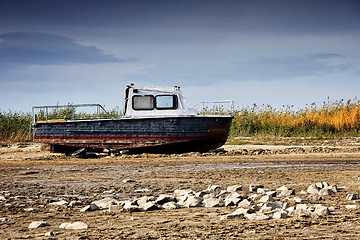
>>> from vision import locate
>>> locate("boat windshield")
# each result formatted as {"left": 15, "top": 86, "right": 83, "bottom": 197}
{"left": 132, "top": 95, "right": 178, "bottom": 110}
{"left": 156, "top": 95, "right": 178, "bottom": 109}
{"left": 133, "top": 95, "right": 154, "bottom": 110}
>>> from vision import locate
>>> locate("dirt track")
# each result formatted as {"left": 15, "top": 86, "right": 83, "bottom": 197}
{"left": 1, "top": 142, "right": 360, "bottom": 239}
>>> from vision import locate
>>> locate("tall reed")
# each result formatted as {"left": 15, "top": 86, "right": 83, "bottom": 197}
{"left": 1, "top": 98, "right": 359, "bottom": 143}
{"left": 0, "top": 111, "right": 32, "bottom": 143}
{"left": 230, "top": 98, "right": 360, "bottom": 137}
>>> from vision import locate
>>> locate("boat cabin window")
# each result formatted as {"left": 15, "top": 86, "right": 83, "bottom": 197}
{"left": 132, "top": 95, "right": 154, "bottom": 110}
{"left": 156, "top": 95, "right": 178, "bottom": 110}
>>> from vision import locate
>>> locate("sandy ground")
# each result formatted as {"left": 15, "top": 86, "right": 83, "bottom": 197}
{"left": 1, "top": 141, "right": 360, "bottom": 239}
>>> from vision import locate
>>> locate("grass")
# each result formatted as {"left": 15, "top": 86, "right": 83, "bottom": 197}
{"left": 1, "top": 98, "right": 359, "bottom": 144}
{"left": 0, "top": 111, "right": 32, "bottom": 144}
{"left": 229, "top": 98, "right": 360, "bottom": 138}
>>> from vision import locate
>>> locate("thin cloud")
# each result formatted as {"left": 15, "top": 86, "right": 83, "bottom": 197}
{"left": 230, "top": 54, "right": 351, "bottom": 80}
{"left": 310, "top": 54, "right": 344, "bottom": 59}
{"left": 0, "top": 32, "right": 128, "bottom": 68}
{"left": 133, "top": 53, "right": 353, "bottom": 86}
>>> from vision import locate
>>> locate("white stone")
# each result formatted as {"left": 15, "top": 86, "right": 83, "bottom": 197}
{"left": 92, "top": 197, "right": 118, "bottom": 209}
{"left": 238, "top": 199, "right": 252, "bottom": 208}
{"left": 44, "top": 231, "right": 54, "bottom": 237}
{"left": 234, "top": 208, "right": 253, "bottom": 215}
{"left": 248, "top": 194, "right": 260, "bottom": 202}
{"left": 139, "top": 201, "right": 158, "bottom": 211}
{"left": 176, "top": 196, "right": 188, "bottom": 206}
{"left": 122, "top": 201, "right": 139, "bottom": 211}
{"left": 28, "top": 221, "right": 50, "bottom": 229}
{"left": 314, "top": 204, "right": 329, "bottom": 216}
{"left": 69, "top": 200, "right": 82, "bottom": 207}
{"left": 59, "top": 223, "right": 71, "bottom": 229}
{"left": 162, "top": 202, "right": 180, "bottom": 209}
{"left": 216, "top": 190, "right": 230, "bottom": 199}
{"left": 258, "top": 195, "right": 274, "bottom": 203}
{"left": 80, "top": 203, "right": 99, "bottom": 212}
{"left": 244, "top": 213, "right": 270, "bottom": 220}
{"left": 299, "top": 190, "right": 307, "bottom": 195}
{"left": 49, "top": 200, "right": 68, "bottom": 206}
{"left": 122, "top": 179, "right": 136, "bottom": 183}
{"left": 279, "top": 189, "right": 294, "bottom": 197}
{"left": 315, "top": 182, "right": 325, "bottom": 189}
{"left": 329, "top": 185, "right": 338, "bottom": 193}
{"left": 346, "top": 205, "right": 359, "bottom": 210}
{"left": 224, "top": 192, "right": 242, "bottom": 206}
{"left": 184, "top": 196, "right": 202, "bottom": 208}
{"left": 294, "top": 197, "right": 309, "bottom": 203}
{"left": 286, "top": 206, "right": 295, "bottom": 213}
{"left": 23, "top": 208, "right": 36, "bottom": 212}
{"left": 282, "top": 202, "right": 290, "bottom": 209}
{"left": 319, "top": 188, "right": 334, "bottom": 196}
{"left": 260, "top": 206, "right": 273, "bottom": 213}
{"left": 220, "top": 213, "right": 244, "bottom": 220}
{"left": 174, "top": 189, "right": 194, "bottom": 197}
{"left": 265, "top": 191, "right": 277, "bottom": 197}
{"left": 296, "top": 204, "right": 308, "bottom": 210}
{"left": 248, "top": 205, "right": 260, "bottom": 213}
{"left": 328, "top": 206, "right": 336, "bottom": 212}
{"left": 220, "top": 209, "right": 246, "bottom": 220}
{"left": 273, "top": 209, "right": 288, "bottom": 219}
{"left": 207, "top": 184, "right": 222, "bottom": 193}
{"left": 134, "top": 189, "right": 150, "bottom": 193}
{"left": 307, "top": 184, "right": 320, "bottom": 195}
{"left": 257, "top": 188, "right": 271, "bottom": 194}
{"left": 276, "top": 185, "right": 290, "bottom": 191}
{"left": 308, "top": 194, "right": 322, "bottom": 202}
{"left": 202, "top": 192, "right": 216, "bottom": 199}
{"left": 60, "top": 222, "right": 88, "bottom": 230}
{"left": 203, "top": 197, "right": 221, "bottom": 207}
{"left": 227, "top": 185, "right": 242, "bottom": 192}
{"left": 346, "top": 193, "right": 359, "bottom": 200}
{"left": 137, "top": 196, "right": 155, "bottom": 206}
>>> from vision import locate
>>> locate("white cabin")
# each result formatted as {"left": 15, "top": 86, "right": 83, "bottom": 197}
{"left": 124, "top": 84, "right": 197, "bottom": 118}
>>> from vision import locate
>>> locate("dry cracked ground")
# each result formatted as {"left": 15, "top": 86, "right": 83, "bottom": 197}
{"left": 2, "top": 138, "right": 360, "bottom": 239}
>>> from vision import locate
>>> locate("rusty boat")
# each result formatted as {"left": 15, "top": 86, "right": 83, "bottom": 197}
{"left": 32, "top": 84, "right": 234, "bottom": 155}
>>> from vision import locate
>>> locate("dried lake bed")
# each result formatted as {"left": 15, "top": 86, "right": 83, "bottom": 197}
{"left": 1, "top": 142, "right": 360, "bottom": 239}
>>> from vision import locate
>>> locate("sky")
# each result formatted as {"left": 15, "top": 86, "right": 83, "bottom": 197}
{"left": 1, "top": 0, "right": 360, "bottom": 112}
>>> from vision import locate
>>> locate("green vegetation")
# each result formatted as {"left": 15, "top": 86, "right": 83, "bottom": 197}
{"left": 1, "top": 99, "right": 359, "bottom": 144}
{"left": 0, "top": 111, "right": 32, "bottom": 143}
{"left": 230, "top": 99, "right": 360, "bottom": 138}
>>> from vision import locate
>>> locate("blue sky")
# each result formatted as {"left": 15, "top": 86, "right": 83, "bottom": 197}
{"left": 1, "top": 0, "right": 360, "bottom": 112}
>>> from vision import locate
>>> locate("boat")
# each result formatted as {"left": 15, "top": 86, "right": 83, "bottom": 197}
{"left": 32, "top": 84, "right": 234, "bottom": 155}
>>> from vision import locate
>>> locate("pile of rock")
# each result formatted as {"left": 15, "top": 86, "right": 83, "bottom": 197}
{"left": 72, "top": 182, "right": 339, "bottom": 221}
{"left": 26, "top": 181, "right": 343, "bottom": 232}
{"left": 221, "top": 182, "right": 336, "bottom": 220}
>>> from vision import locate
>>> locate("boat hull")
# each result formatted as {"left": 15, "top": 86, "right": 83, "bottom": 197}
{"left": 33, "top": 116, "right": 233, "bottom": 153}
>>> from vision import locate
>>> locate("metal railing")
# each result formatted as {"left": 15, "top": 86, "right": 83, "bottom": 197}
{"left": 32, "top": 104, "right": 111, "bottom": 124}
{"left": 187, "top": 100, "right": 235, "bottom": 116}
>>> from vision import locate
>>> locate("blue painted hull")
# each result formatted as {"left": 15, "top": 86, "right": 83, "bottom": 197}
{"left": 33, "top": 116, "right": 233, "bottom": 153}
